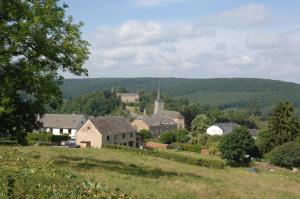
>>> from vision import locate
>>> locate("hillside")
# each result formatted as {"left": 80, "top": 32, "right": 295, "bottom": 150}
{"left": 61, "top": 78, "right": 300, "bottom": 110}
{"left": 9, "top": 146, "right": 300, "bottom": 199}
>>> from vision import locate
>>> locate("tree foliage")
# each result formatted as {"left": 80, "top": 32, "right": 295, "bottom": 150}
{"left": 191, "top": 114, "right": 210, "bottom": 136}
{"left": 0, "top": 0, "right": 89, "bottom": 143}
{"left": 268, "top": 142, "right": 300, "bottom": 169}
{"left": 62, "top": 91, "right": 122, "bottom": 116}
{"left": 257, "top": 101, "right": 300, "bottom": 153}
{"left": 219, "top": 127, "right": 259, "bottom": 165}
{"left": 159, "top": 129, "right": 189, "bottom": 144}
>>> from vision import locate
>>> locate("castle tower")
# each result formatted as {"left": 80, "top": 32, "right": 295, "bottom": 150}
{"left": 154, "top": 83, "right": 164, "bottom": 114}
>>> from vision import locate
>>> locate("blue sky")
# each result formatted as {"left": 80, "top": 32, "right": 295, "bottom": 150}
{"left": 63, "top": 0, "right": 300, "bottom": 83}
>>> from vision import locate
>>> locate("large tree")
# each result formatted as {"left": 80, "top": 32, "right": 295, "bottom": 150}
{"left": 219, "top": 127, "right": 259, "bottom": 165}
{"left": 191, "top": 114, "right": 210, "bottom": 136}
{"left": 257, "top": 101, "right": 300, "bottom": 153}
{"left": 0, "top": 0, "right": 89, "bottom": 144}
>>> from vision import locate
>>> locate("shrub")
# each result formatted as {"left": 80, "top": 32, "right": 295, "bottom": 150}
{"left": 180, "top": 143, "right": 202, "bottom": 153}
{"left": 138, "top": 129, "right": 152, "bottom": 140}
{"left": 160, "top": 129, "right": 189, "bottom": 144}
{"left": 27, "top": 132, "right": 52, "bottom": 142}
{"left": 160, "top": 131, "right": 176, "bottom": 144}
{"left": 219, "top": 127, "right": 260, "bottom": 166}
{"left": 268, "top": 142, "right": 300, "bottom": 169}
{"left": 174, "top": 129, "right": 190, "bottom": 143}
{"left": 51, "top": 135, "right": 70, "bottom": 142}
{"left": 104, "top": 144, "right": 224, "bottom": 169}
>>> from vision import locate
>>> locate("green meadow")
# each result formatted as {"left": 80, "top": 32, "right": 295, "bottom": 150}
{"left": 2, "top": 146, "right": 300, "bottom": 199}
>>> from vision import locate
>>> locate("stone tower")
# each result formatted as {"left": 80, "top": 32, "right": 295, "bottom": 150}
{"left": 154, "top": 83, "right": 164, "bottom": 114}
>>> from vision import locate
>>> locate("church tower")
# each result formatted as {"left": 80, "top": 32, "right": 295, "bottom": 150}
{"left": 154, "top": 83, "right": 164, "bottom": 114}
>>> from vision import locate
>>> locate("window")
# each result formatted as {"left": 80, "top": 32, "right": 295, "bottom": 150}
{"left": 122, "top": 133, "right": 125, "bottom": 139}
{"left": 106, "top": 135, "right": 110, "bottom": 141}
{"left": 68, "top": 129, "right": 71, "bottom": 135}
{"left": 130, "top": 132, "right": 133, "bottom": 138}
{"left": 87, "top": 126, "right": 90, "bottom": 130}
{"left": 114, "top": 134, "right": 117, "bottom": 140}
{"left": 123, "top": 143, "right": 127, "bottom": 146}
{"left": 60, "top": 129, "right": 63, "bottom": 134}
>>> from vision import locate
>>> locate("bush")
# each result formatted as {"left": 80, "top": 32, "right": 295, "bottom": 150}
{"left": 27, "top": 132, "right": 52, "bottom": 142}
{"left": 219, "top": 127, "right": 260, "bottom": 166}
{"left": 104, "top": 144, "right": 224, "bottom": 169}
{"left": 160, "top": 129, "right": 189, "bottom": 144}
{"left": 160, "top": 131, "right": 176, "bottom": 144}
{"left": 268, "top": 142, "right": 300, "bottom": 169}
{"left": 51, "top": 135, "right": 70, "bottom": 142}
{"left": 174, "top": 129, "right": 190, "bottom": 143}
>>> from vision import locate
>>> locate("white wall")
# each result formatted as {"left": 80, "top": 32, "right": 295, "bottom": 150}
{"left": 206, "top": 126, "right": 223, "bottom": 136}
{"left": 45, "top": 128, "right": 77, "bottom": 139}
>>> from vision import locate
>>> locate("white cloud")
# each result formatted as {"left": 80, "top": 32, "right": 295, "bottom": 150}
{"left": 79, "top": 3, "right": 300, "bottom": 83}
{"left": 133, "top": 0, "right": 186, "bottom": 7}
{"left": 246, "top": 33, "right": 287, "bottom": 49}
{"left": 201, "top": 4, "right": 271, "bottom": 29}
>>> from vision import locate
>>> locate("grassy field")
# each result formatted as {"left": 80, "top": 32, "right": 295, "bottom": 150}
{"left": 5, "top": 146, "right": 300, "bottom": 199}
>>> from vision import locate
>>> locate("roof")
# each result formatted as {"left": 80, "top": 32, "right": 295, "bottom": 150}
{"left": 212, "top": 122, "right": 240, "bottom": 134}
{"left": 39, "top": 114, "right": 86, "bottom": 129}
{"left": 157, "top": 110, "right": 184, "bottom": 119}
{"left": 136, "top": 115, "right": 176, "bottom": 127}
{"left": 117, "top": 93, "right": 139, "bottom": 97}
{"left": 89, "top": 116, "right": 135, "bottom": 134}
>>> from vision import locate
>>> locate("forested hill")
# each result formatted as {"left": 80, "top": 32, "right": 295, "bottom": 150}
{"left": 61, "top": 78, "right": 300, "bottom": 110}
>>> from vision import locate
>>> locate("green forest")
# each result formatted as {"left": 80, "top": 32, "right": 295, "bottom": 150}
{"left": 61, "top": 77, "right": 300, "bottom": 113}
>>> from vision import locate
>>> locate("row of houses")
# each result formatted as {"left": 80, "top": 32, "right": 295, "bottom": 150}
{"left": 37, "top": 87, "right": 258, "bottom": 148}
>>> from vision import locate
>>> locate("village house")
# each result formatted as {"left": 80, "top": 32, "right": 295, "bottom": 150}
{"left": 116, "top": 92, "right": 139, "bottom": 103}
{"left": 76, "top": 116, "right": 141, "bottom": 148}
{"left": 131, "top": 115, "right": 177, "bottom": 137}
{"left": 38, "top": 114, "right": 86, "bottom": 139}
{"left": 206, "top": 122, "right": 258, "bottom": 138}
{"left": 131, "top": 86, "right": 185, "bottom": 137}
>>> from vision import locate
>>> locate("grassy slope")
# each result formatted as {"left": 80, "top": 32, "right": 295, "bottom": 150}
{"left": 61, "top": 78, "right": 300, "bottom": 110}
{"left": 14, "top": 146, "right": 300, "bottom": 199}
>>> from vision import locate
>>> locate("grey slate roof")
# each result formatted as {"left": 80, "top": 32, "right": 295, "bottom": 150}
{"left": 213, "top": 122, "right": 240, "bottom": 135}
{"left": 137, "top": 115, "right": 176, "bottom": 127}
{"left": 39, "top": 114, "right": 86, "bottom": 129}
{"left": 158, "top": 110, "right": 184, "bottom": 119}
{"left": 89, "top": 116, "right": 135, "bottom": 134}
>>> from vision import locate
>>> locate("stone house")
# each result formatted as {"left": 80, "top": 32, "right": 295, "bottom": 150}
{"left": 131, "top": 115, "right": 177, "bottom": 137}
{"left": 116, "top": 93, "right": 139, "bottom": 103}
{"left": 131, "top": 85, "right": 185, "bottom": 136}
{"left": 76, "top": 116, "right": 141, "bottom": 148}
{"left": 38, "top": 114, "right": 86, "bottom": 139}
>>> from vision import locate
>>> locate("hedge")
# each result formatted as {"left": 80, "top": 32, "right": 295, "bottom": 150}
{"left": 27, "top": 133, "right": 69, "bottom": 143}
{"left": 104, "top": 144, "right": 224, "bottom": 169}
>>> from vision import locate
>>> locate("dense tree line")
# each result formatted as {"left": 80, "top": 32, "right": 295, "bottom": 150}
{"left": 61, "top": 91, "right": 128, "bottom": 117}
{"left": 61, "top": 78, "right": 300, "bottom": 115}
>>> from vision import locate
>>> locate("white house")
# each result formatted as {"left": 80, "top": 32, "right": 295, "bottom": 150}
{"left": 206, "top": 122, "right": 240, "bottom": 136}
{"left": 38, "top": 114, "right": 86, "bottom": 139}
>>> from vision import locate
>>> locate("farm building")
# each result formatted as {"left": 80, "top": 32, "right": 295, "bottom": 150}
{"left": 76, "top": 116, "right": 141, "bottom": 148}
{"left": 38, "top": 114, "right": 86, "bottom": 139}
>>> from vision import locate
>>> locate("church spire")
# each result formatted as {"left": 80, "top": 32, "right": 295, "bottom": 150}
{"left": 157, "top": 82, "right": 161, "bottom": 100}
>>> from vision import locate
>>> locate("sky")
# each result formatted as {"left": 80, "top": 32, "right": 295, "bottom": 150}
{"left": 63, "top": 0, "right": 300, "bottom": 83}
